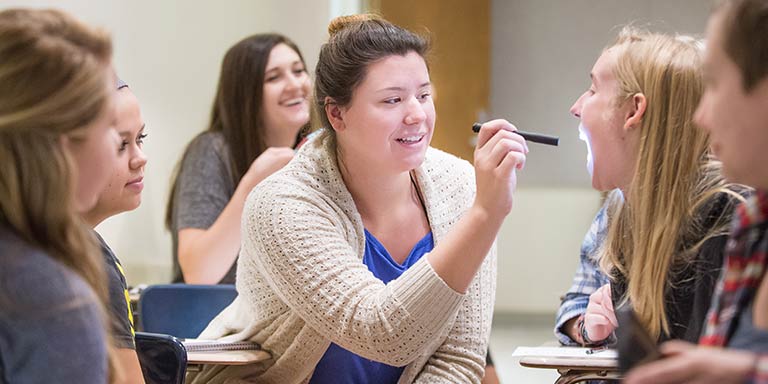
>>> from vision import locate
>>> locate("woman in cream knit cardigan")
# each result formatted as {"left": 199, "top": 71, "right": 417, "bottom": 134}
{"left": 188, "top": 14, "right": 528, "bottom": 384}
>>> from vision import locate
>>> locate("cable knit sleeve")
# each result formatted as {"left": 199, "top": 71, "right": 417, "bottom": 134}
{"left": 412, "top": 244, "right": 496, "bottom": 383}
{"left": 240, "top": 177, "right": 465, "bottom": 367}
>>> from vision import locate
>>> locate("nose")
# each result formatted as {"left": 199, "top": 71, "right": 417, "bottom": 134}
{"left": 693, "top": 95, "right": 709, "bottom": 132}
{"left": 130, "top": 147, "right": 148, "bottom": 170}
{"left": 403, "top": 96, "right": 427, "bottom": 125}
{"left": 286, "top": 72, "right": 303, "bottom": 91}
{"left": 570, "top": 94, "right": 584, "bottom": 118}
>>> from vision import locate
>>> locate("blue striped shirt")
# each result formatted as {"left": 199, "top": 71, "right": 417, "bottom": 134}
{"left": 554, "top": 205, "right": 610, "bottom": 345}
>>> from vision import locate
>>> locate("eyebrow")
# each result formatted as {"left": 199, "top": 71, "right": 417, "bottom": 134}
{"left": 375, "top": 82, "right": 432, "bottom": 93}
{"left": 118, "top": 123, "right": 146, "bottom": 137}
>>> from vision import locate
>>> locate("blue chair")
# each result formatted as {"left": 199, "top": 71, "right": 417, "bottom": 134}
{"left": 135, "top": 332, "right": 187, "bottom": 384}
{"left": 138, "top": 284, "right": 237, "bottom": 339}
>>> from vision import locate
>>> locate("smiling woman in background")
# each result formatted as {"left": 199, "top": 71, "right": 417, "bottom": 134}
{"left": 0, "top": 8, "right": 120, "bottom": 382}
{"left": 166, "top": 33, "right": 312, "bottom": 285}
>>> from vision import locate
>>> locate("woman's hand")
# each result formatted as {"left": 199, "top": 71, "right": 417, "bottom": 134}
{"left": 472, "top": 119, "right": 528, "bottom": 220}
{"left": 240, "top": 147, "right": 294, "bottom": 192}
{"left": 624, "top": 341, "right": 756, "bottom": 384}
{"left": 584, "top": 283, "right": 618, "bottom": 343}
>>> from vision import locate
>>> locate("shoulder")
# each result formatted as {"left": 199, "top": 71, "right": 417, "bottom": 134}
{"left": 184, "top": 131, "right": 229, "bottom": 163}
{"left": 178, "top": 131, "right": 233, "bottom": 186}
{"left": 255, "top": 133, "right": 346, "bottom": 203}
{"left": 0, "top": 230, "right": 98, "bottom": 316}
{"left": 422, "top": 147, "right": 474, "bottom": 181}
{"left": 418, "top": 147, "right": 476, "bottom": 201}
{"left": 695, "top": 185, "right": 752, "bottom": 232}
{"left": 244, "top": 134, "right": 359, "bottom": 239}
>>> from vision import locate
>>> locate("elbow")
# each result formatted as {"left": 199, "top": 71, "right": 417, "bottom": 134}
{"left": 178, "top": 250, "right": 219, "bottom": 285}
{"left": 370, "top": 341, "right": 428, "bottom": 367}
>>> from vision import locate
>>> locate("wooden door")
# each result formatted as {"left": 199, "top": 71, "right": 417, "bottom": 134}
{"left": 370, "top": 0, "right": 490, "bottom": 161}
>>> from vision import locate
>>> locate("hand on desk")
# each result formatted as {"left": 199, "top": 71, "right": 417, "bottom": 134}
{"left": 623, "top": 340, "right": 755, "bottom": 384}
{"left": 584, "top": 284, "right": 618, "bottom": 343}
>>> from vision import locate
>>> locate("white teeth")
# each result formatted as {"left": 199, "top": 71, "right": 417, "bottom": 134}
{"left": 282, "top": 97, "right": 304, "bottom": 106}
{"left": 397, "top": 135, "right": 423, "bottom": 143}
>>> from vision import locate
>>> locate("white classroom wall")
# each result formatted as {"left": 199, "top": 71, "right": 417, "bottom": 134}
{"left": 490, "top": 0, "right": 711, "bottom": 313}
{"left": 0, "top": 0, "right": 712, "bottom": 315}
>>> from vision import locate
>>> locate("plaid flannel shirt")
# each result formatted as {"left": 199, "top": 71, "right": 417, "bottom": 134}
{"left": 555, "top": 205, "right": 611, "bottom": 345}
{"left": 700, "top": 190, "right": 768, "bottom": 383}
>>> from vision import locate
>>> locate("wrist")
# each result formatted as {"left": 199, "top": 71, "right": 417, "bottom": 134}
{"left": 468, "top": 203, "right": 505, "bottom": 231}
{"left": 569, "top": 315, "right": 585, "bottom": 345}
{"left": 579, "top": 315, "right": 608, "bottom": 346}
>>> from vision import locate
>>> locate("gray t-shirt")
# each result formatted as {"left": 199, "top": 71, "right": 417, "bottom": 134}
{"left": 170, "top": 131, "right": 238, "bottom": 284}
{"left": 0, "top": 226, "right": 108, "bottom": 383}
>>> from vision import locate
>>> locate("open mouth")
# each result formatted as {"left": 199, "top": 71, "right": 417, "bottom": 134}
{"left": 281, "top": 97, "right": 305, "bottom": 107}
{"left": 396, "top": 134, "right": 425, "bottom": 144}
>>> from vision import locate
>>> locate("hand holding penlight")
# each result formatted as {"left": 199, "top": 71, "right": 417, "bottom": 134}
{"left": 472, "top": 123, "right": 559, "bottom": 146}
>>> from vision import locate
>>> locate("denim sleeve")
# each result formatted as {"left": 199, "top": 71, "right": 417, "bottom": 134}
{"left": 554, "top": 206, "right": 611, "bottom": 345}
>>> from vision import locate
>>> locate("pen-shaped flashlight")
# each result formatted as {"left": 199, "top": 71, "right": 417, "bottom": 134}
{"left": 472, "top": 122, "right": 559, "bottom": 146}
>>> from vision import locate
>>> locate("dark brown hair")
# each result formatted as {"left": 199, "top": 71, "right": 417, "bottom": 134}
{"left": 314, "top": 14, "right": 431, "bottom": 136}
{"left": 165, "top": 33, "right": 306, "bottom": 229}
{"left": 718, "top": 0, "right": 768, "bottom": 91}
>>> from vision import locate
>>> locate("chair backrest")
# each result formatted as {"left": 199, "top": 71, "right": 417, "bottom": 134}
{"left": 138, "top": 284, "right": 237, "bottom": 339}
{"left": 134, "top": 332, "right": 187, "bottom": 384}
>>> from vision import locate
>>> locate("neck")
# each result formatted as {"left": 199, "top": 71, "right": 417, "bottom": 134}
{"left": 337, "top": 150, "right": 415, "bottom": 223}
{"left": 82, "top": 209, "right": 107, "bottom": 229}
{"left": 263, "top": 123, "right": 300, "bottom": 148}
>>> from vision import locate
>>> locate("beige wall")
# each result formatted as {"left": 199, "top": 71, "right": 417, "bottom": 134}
{"left": 0, "top": 0, "right": 338, "bottom": 282}
{"left": 490, "top": 0, "right": 711, "bottom": 314}
{"left": 1, "top": 0, "right": 713, "bottom": 315}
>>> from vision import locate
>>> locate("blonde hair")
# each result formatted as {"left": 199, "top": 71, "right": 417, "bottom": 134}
{"left": 0, "top": 8, "right": 117, "bottom": 379}
{"left": 597, "top": 27, "right": 741, "bottom": 340}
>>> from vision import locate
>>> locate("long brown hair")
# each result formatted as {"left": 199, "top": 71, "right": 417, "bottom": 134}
{"left": 597, "top": 27, "right": 742, "bottom": 340}
{"left": 0, "top": 6, "right": 116, "bottom": 378}
{"left": 165, "top": 33, "right": 307, "bottom": 229}
{"left": 718, "top": 0, "right": 768, "bottom": 91}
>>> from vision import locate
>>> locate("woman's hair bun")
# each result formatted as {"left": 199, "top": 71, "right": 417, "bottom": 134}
{"left": 327, "top": 13, "right": 382, "bottom": 36}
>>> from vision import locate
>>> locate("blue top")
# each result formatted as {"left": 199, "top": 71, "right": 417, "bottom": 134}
{"left": 309, "top": 229, "right": 434, "bottom": 384}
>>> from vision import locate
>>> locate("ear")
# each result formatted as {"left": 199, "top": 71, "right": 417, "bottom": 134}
{"left": 623, "top": 93, "right": 647, "bottom": 132}
{"left": 324, "top": 97, "right": 346, "bottom": 132}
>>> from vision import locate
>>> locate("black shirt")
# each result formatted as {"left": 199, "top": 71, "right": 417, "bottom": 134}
{"left": 95, "top": 231, "right": 135, "bottom": 349}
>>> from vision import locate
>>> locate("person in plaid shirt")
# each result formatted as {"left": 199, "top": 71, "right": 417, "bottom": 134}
{"left": 625, "top": 0, "right": 768, "bottom": 383}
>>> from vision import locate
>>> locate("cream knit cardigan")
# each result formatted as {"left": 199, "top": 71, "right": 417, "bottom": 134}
{"left": 187, "top": 134, "right": 497, "bottom": 384}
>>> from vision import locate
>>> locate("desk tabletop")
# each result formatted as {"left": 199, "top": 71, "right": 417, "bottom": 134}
{"left": 519, "top": 355, "right": 617, "bottom": 370}
{"left": 187, "top": 350, "right": 271, "bottom": 366}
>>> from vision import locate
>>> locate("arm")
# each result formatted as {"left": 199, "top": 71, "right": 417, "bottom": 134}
{"left": 554, "top": 206, "right": 611, "bottom": 345}
{"left": 115, "top": 348, "right": 145, "bottom": 384}
{"left": 244, "top": 120, "right": 525, "bottom": 366}
{"left": 412, "top": 244, "right": 497, "bottom": 383}
{"left": 174, "top": 135, "right": 292, "bottom": 284}
{"left": 623, "top": 340, "right": 759, "bottom": 384}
